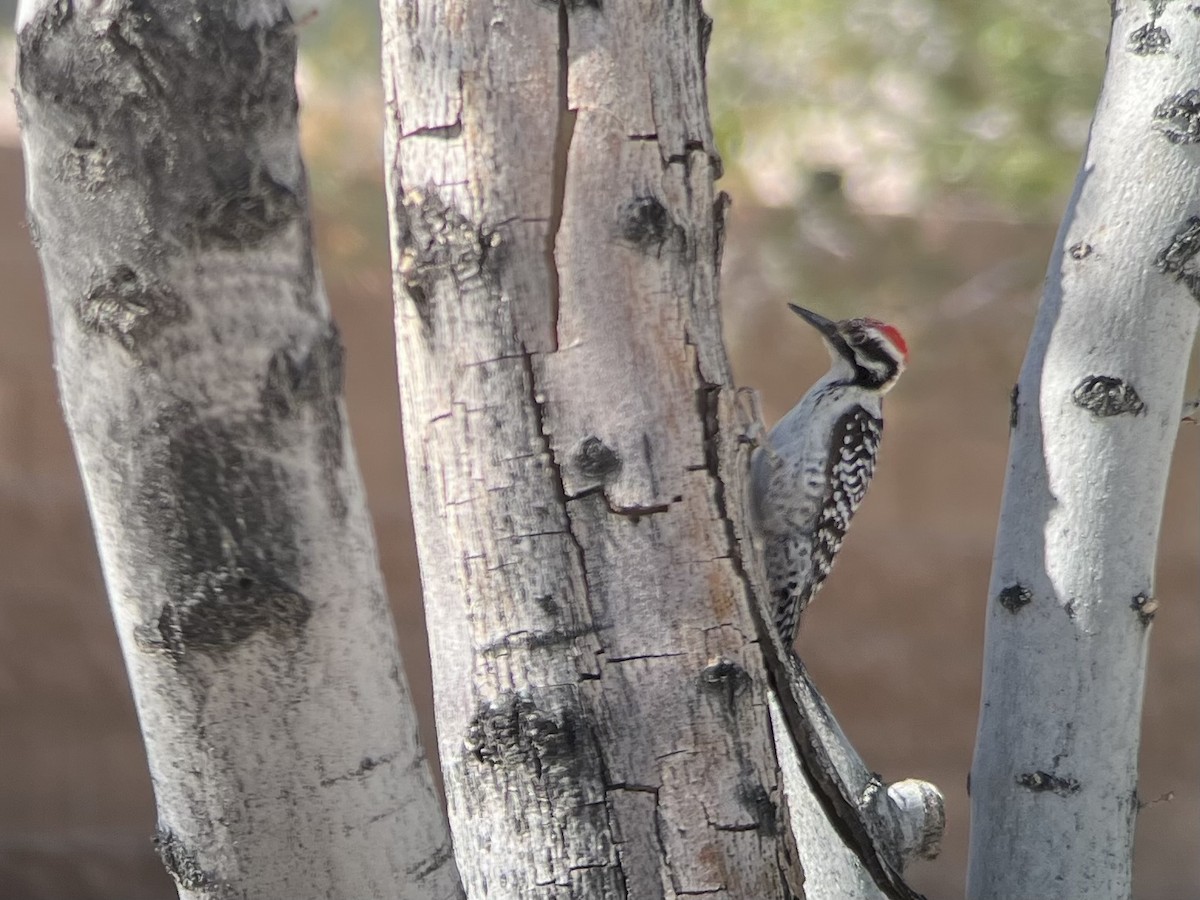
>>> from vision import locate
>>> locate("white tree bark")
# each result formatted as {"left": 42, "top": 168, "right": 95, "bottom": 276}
{"left": 383, "top": 1, "right": 938, "bottom": 898}
{"left": 969, "top": 2, "right": 1200, "bottom": 897}
{"left": 16, "top": 1, "right": 461, "bottom": 897}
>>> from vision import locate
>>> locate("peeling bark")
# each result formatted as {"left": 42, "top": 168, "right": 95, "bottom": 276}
{"left": 17, "top": 1, "right": 460, "bottom": 897}
{"left": 969, "top": 2, "right": 1200, "bottom": 897}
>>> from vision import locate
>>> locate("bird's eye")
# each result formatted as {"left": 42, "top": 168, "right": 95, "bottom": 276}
{"left": 847, "top": 331, "right": 867, "bottom": 346}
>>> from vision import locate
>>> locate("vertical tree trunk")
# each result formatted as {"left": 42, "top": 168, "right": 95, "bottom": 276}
{"left": 969, "top": 2, "right": 1200, "bottom": 897}
{"left": 16, "top": 1, "right": 460, "bottom": 897}
{"left": 383, "top": 1, "right": 939, "bottom": 897}
{"left": 382, "top": 0, "right": 809, "bottom": 896}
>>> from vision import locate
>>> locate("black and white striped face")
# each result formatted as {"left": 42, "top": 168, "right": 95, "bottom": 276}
{"left": 788, "top": 305, "right": 909, "bottom": 392}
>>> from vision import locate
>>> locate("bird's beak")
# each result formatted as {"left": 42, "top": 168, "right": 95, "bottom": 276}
{"left": 788, "top": 304, "right": 839, "bottom": 342}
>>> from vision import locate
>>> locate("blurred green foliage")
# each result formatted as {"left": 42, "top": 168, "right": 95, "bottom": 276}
{"left": 298, "top": 0, "right": 380, "bottom": 84}
{"left": 706, "top": 0, "right": 1107, "bottom": 218}
{"left": 290, "top": 0, "right": 1109, "bottom": 242}
{"left": 293, "top": 0, "right": 389, "bottom": 274}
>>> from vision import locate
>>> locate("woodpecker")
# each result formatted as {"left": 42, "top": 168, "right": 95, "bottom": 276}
{"left": 751, "top": 304, "right": 908, "bottom": 646}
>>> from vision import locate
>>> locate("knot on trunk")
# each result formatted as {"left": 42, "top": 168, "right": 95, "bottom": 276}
{"left": 1072, "top": 376, "right": 1145, "bottom": 418}
{"left": 77, "top": 265, "right": 185, "bottom": 354}
{"left": 465, "top": 692, "right": 583, "bottom": 783}
{"left": 1153, "top": 88, "right": 1200, "bottom": 143}
{"left": 997, "top": 583, "right": 1033, "bottom": 612}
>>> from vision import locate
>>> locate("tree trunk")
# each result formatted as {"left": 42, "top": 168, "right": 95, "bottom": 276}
{"left": 382, "top": 0, "right": 808, "bottom": 896}
{"left": 382, "top": 1, "right": 938, "bottom": 897}
{"left": 969, "top": 2, "right": 1200, "bottom": 897}
{"left": 16, "top": 1, "right": 460, "bottom": 897}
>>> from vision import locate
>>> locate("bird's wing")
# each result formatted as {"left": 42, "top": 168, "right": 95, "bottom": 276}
{"left": 809, "top": 405, "right": 882, "bottom": 583}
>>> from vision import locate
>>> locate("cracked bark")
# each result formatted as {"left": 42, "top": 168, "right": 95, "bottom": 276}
{"left": 969, "top": 2, "right": 1200, "bottom": 897}
{"left": 383, "top": 0, "right": 803, "bottom": 897}
{"left": 16, "top": 0, "right": 460, "bottom": 897}
{"left": 384, "top": 0, "right": 936, "bottom": 897}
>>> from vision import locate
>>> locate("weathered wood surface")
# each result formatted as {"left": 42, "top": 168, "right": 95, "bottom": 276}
{"left": 16, "top": 1, "right": 460, "bottom": 897}
{"left": 969, "top": 2, "right": 1200, "bottom": 897}
{"left": 382, "top": 0, "right": 808, "bottom": 895}
{"left": 383, "top": 0, "right": 940, "bottom": 897}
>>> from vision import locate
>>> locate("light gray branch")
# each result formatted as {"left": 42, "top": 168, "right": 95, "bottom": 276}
{"left": 16, "top": 1, "right": 460, "bottom": 897}
{"left": 969, "top": 2, "right": 1200, "bottom": 897}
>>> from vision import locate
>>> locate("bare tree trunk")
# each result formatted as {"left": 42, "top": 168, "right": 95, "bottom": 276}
{"left": 16, "top": 1, "right": 460, "bottom": 897}
{"left": 383, "top": 1, "right": 938, "bottom": 898}
{"left": 968, "top": 2, "right": 1200, "bottom": 897}
{"left": 381, "top": 0, "right": 809, "bottom": 896}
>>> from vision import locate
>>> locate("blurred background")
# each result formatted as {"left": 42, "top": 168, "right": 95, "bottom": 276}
{"left": 2, "top": 1, "right": 1197, "bottom": 897}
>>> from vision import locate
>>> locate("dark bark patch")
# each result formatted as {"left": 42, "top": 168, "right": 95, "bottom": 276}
{"left": 573, "top": 435, "right": 621, "bottom": 480}
{"left": 397, "top": 187, "right": 494, "bottom": 335}
{"left": 145, "top": 570, "right": 312, "bottom": 658}
{"left": 1016, "top": 771, "right": 1080, "bottom": 796}
{"left": 76, "top": 265, "right": 185, "bottom": 354}
{"left": 1072, "top": 376, "right": 1145, "bottom": 417}
{"left": 1068, "top": 241, "right": 1094, "bottom": 260}
{"left": 1128, "top": 22, "right": 1171, "bottom": 54}
{"left": 1131, "top": 592, "right": 1159, "bottom": 625}
{"left": 263, "top": 324, "right": 346, "bottom": 417}
{"left": 701, "top": 657, "right": 751, "bottom": 708}
{"left": 1009, "top": 383, "right": 1019, "bottom": 430}
{"left": 728, "top": 782, "right": 778, "bottom": 837}
{"left": 618, "top": 195, "right": 675, "bottom": 250}
{"left": 190, "top": 164, "right": 301, "bottom": 249}
{"left": 997, "top": 583, "right": 1033, "bottom": 612}
{"left": 1156, "top": 215, "right": 1200, "bottom": 298}
{"left": 465, "top": 692, "right": 581, "bottom": 782}
{"left": 134, "top": 410, "right": 312, "bottom": 658}
{"left": 19, "top": 0, "right": 303, "bottom": 250}
{"left": 1153, "top": 89, "right": 1200, "bottom": 144}
{"left": 153, "top": 826, "right": 214, "bottom": 890}
{"left": 262, "top": 325, "right": 348, "bottom": 519}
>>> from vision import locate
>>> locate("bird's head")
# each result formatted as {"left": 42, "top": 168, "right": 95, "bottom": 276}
{"left": 789, "top": 303, "right": 908, "bottom": 393}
